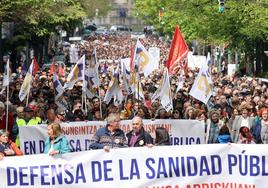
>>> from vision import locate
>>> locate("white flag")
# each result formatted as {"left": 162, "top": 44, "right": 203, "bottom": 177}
{"left": 19, "top": 61, "right": 33, "bottom": 101}
{"left": 176, "top": 75, "right": 185, "bottom": 93}
{"left": 53, "top": 73, "right": 68, "bottom": 110}
{"left": 122, "top": 62, "right": 132, "bottom": 94}
{"left": 133, "top": 40, "right": 154, "bottom": 77}
{"left": 189, "top": 53, "right": 213, "bottom": 104}
{"left": 151, "top": 68, "right": 173, "bottom": 111}
{"left": 103, "top": 65, "right": 123, "bottom": 106}
{"left": 64, "top": 55, "right": 85, "bottom": 90}
{"left": 53, "top": 73, "right": 64, "bottom": 100}
{"left": 84, "top": 49, "right": 99, "bottom": 98}
{"left": 134, "top": 81, "right": 145, "bottom": 102}
{"left": 3, "top": 59, "right": 11, "bottom": 87}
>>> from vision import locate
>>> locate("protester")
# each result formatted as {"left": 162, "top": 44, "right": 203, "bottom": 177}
{"left": 217, "top": 125, "right": 232, "bottom": 143}
{"left": 55, "top": 108, "right": 66, "bottom": 123}
{"left": 44, "top": 122, "right": 71, "bottom": 155}
{"left": 126, "top": 116, "right": 153, "bottom": 147}
{"left": 14, "top": 106, "right": 41, "bottom": 147}
{"left": 154, "top": 127, "right": 170, "bottom": 146}
{"left": 205, "top": 109, "right": 224, "bottom": 144}
{"left": 0, "top": 130, "right": 23, "bottom": 159}
{"left": 44, "top": 108, "right": 57, "bottom": 124}
{"left": 231, "top": 104, "right": 255, "bottom": 143}
{"left": 1, "top": 33, "right": 268, "bottom": 151}
{"left": 260, "top": 109, "right": 268, "bottom": 144}
{"left": 89, "top": 113, "right": 127, "bottom": 151}
{"left": 237, "top": 126, "right": 255, "bottom": 144}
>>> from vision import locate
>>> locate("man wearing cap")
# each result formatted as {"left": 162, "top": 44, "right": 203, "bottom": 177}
{"left": 14, "top": 106, "right": 41, "bottom": 147}
{"left": 0, "top": 101, "right": 14, "bottom": 141}
{"left": 126, "top": 116, "right": 153, "bottom": 147}
{"left": 89, "top": 113, "right": 127, "bottom": 152}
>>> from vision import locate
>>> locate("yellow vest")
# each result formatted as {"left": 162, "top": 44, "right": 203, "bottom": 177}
{"left": 15, "top": 118, "right": 40, "bottom": 147}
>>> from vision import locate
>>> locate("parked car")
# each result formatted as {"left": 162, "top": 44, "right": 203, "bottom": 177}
{"left": 110, "top": 25, "right": 132, "bottom": 32}
{"left": 95, "top": 26, "right": 109, "bottom": 35}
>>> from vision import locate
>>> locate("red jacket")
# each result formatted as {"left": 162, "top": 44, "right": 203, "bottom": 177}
{"left": 0, "top": 112, "right": 14, "bottom": 140}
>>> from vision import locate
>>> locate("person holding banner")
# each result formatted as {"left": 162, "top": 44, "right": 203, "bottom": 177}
{"left": 260, "top": 109, "right": 268, "bottom": 144}
{"left": 154, "top": 127, "right": 170, "bottom": 146}
{"left": 237, "top": 126, "right": 255, "bottom": 144}
{"left": 0, "top": 130, "right": 23, "bottom": 160}
{"left": 89, "top": 113, "right": 127, "bottom": 152}
{"left": 127, "top": 116, "right": 153, "bottom": 147}
{"left": 205, "top": 109, "right": 224, "bottom": 144}
{"left": 44, "top": 122, "right": 70, "bottom": 156}
{"left": 14, "top": 106, "right": 41, "bottom": 147}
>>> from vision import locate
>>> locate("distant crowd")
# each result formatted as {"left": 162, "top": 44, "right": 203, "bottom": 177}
{"left": 1, "top": 33, "right": 268, "bottom": 159}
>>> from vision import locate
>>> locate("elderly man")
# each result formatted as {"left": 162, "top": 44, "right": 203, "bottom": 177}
{"left": 89, "top": 113, "right": 127, "bottom": 152}
{"left": 126, "top": 116, "right": 153, "bottom": 147}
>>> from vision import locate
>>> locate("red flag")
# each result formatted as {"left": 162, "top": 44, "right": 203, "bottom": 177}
{"left": 33, "top": 58, "right": 40, "bottom": 74}
{"left": 166, "top": 26, "right": 189, "bottom": 74}
{"left": 49, "top": 62, "right": 57, "bottom": 76}
{"left": 58, "top": 64, "right": 65, "bottom": 77}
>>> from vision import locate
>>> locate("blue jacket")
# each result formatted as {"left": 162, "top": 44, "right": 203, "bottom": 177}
{"left": 44, "top": 135, "right": 70, "bottom": 154}
{"left": 89, "top": 126, "right": 127, "bottom": 149}
{"left": 217, "top": 134, "right": 232, "bottom": 143}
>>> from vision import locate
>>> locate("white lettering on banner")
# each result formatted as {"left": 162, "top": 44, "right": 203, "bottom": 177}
{"left": 19, "top": 120, "right": 204, "bottom": 154}
{"left": 0, "top": 145, "right": 266, "bottom": 188}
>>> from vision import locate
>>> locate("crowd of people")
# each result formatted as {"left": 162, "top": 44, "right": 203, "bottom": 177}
{"left": 0, "top": 33, "right": 267, "bottom": 159}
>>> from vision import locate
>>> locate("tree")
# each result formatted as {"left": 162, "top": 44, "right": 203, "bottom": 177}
{"left": 135, "top": 0, "right": 268, "bottom": 75}
{"left": 0, "top": 0, "right": 110, "bottom": 72}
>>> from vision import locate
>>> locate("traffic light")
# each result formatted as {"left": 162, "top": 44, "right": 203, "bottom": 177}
{"left": 218, "top": 0, "right": 225, "bottom": 13}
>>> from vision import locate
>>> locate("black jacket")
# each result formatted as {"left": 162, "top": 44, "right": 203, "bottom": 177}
{"left": 126, "top": 127, "right": 153, "bottom": 147}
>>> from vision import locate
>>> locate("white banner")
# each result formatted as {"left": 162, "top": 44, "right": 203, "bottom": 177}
{"left": 228, "top": 64, "right": 237, "bottom": 76}
{"left": 187, "top": 52, "right": 206, "bottom": 69}
{"left": 120, "top": 58, "right": 131, "bottom": 74}
{"left": 0, "top": 144, "right": 267, "bottom": 188}
{"left": 148, "top": 47, "right": 160, "bottom": 70}
{"left": 69, "top": 45, "right": 79, "bottom": 64}
{"left": 19, "top": 120, "right": 204, "bottom": 155}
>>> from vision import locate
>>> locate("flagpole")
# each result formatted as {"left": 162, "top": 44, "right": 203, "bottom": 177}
{"left": 95, "top": 49, "right": 103, "bottom": 119}
{"left": 84, "top": 92, "right": 88, "bottom": 116}
{"left": 81, "top": 90, "right": 84, "bottom": 113}
{"left": 26, "top": 59, "right": 34, "bottom": 107}
{"left": 5, "top": 59, "right": 10, "bottom": 131}
{"left": 5, "top": 83, "right": 9, "bottom": 132}
{"left": 26, "top": 83, "right": 31, "bottom": 107}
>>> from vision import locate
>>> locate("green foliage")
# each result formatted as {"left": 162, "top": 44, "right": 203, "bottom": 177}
{"left": 135, "top": 0, "right": 268, "bottom": 51}
{"left": 0, "top": 0, "right": 110, "bottom": 38}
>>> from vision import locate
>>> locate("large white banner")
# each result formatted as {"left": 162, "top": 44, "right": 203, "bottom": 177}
{"left": 19, "top": 120, "right": 204, "bottom": 155}
{"left": 0, "top": 144, "right": 267, "bottom": 188}
{"left": 228, "top": 64, "right": 237, "bottom": 76}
